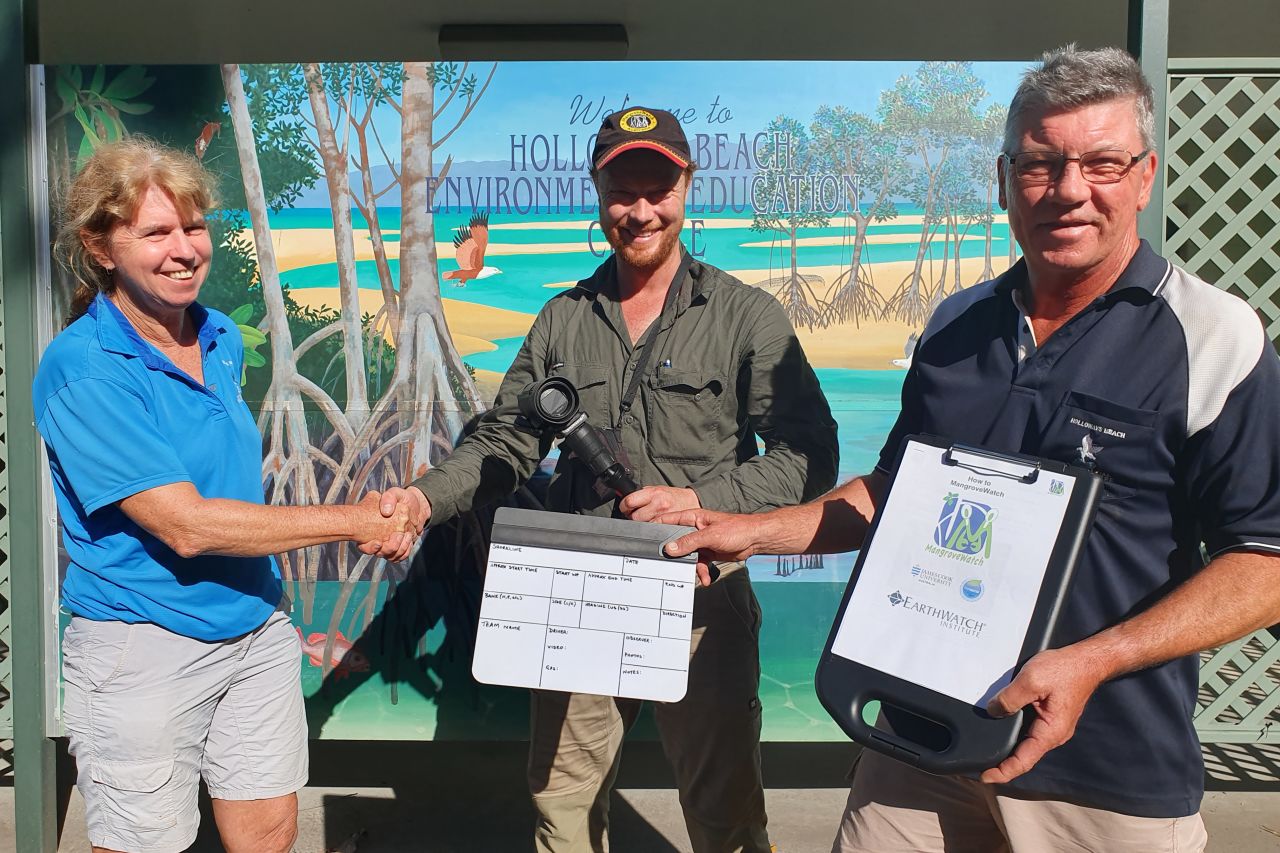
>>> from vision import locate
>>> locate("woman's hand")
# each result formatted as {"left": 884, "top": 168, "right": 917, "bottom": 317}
{"left": 118, "top": 482, "right": 424, "bottom": 560}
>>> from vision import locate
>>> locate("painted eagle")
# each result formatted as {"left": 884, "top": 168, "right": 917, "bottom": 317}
{"left": 443, "top": 212, "right": 500, "bottom": 286}
{"left": 194, "top": 121, "right": 221, "bottom": 160}
{"left": 891, "top": 331, "right": 918, "bottom": 369}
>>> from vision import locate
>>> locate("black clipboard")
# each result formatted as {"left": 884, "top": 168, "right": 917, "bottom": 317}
{"left": 815, "top": 434, "right": 1102, "bottom": 775}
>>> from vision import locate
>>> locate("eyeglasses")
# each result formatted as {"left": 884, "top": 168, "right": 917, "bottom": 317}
{"left": 1002, "top": 149, "right": 1151, "bottom": 185}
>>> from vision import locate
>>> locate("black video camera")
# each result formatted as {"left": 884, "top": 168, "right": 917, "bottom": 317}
{"left": 517, "top": 376, "right": 639, "bottom": 497}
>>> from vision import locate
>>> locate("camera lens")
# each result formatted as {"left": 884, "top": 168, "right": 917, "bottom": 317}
{"left": 538, "top": 384, "right": 575, "bottom": 421}
{"left": 518, "top": 376, "right": 581, "bottom": 431}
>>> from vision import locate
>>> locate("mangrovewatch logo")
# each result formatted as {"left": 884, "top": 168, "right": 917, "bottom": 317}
{"left": 932, "top": 492, "right": 996, "bottom": 559}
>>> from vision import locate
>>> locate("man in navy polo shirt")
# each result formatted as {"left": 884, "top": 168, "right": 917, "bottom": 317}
{"left": 662, "top": 45, "right": 1280, "bottom": 851}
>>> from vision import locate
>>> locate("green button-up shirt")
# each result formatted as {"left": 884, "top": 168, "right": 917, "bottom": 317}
{"left": 414, "top": 255, "right": 838, "bottom": 524}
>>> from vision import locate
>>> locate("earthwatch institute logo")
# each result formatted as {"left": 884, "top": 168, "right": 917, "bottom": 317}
{"left": 883, "top": 588, "right": 987, "bottom": 638}
{"left": 932, "top": 493, "right": 997, "bottom": 559}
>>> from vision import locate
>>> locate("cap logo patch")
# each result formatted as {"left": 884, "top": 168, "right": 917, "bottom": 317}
{"left": 619, "top": 109, "right": 657, "bottom": 133}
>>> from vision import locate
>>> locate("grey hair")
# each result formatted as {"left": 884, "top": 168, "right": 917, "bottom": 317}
{"left": 1003, "top": 44, "right": 1156, "bottom": 153}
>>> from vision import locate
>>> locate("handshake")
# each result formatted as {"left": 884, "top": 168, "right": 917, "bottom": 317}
{"left": 352, "top": 486, "right": 432, "bottom": 562}
{"left": 346, "top": 482, "right": 701, "bottom": 567}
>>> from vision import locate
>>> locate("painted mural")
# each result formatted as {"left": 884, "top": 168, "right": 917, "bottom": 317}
{"left": 44, "top": 60, "right": 1023, "bottom": 740}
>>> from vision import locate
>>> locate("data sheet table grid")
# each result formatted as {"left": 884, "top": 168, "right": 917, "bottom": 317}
{"left": 472, "top": 544, "right": 696, "bottom": 701}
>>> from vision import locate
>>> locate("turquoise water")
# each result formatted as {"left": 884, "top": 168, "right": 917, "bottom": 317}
{"left": 464, "top": 336, "right": 527, "bottom": 374}
{"left": 815, "top": 366, "right": 906, "bottom": 478}
{"left": 268, "top": 207, "right": 1014, "bottom": 306}
{"left": 751, "top": 367, "right": 900, "bottom": 583}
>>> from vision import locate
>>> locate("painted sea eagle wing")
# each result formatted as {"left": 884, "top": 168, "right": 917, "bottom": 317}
{"left": 453, "top": 224, "right": 480, "bottom": 272}
{"left": 469, "top": 212, "right": 490, "bottom": 265}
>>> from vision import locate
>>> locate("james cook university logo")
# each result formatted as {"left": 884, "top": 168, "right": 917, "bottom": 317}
{"left": 933, "top": 492, "right": 996, "bottom": 559}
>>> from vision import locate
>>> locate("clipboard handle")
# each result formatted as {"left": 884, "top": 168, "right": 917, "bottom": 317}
{"left": 834, "top": 687, "right": 963, "bottom": 766}
{"left": 943, "top": 444, "right": 1041, "bottom": 484}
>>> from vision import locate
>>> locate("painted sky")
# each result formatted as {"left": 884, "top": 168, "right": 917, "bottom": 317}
{"left": 368, "top": 60, "right": 1032, "bottom": 165}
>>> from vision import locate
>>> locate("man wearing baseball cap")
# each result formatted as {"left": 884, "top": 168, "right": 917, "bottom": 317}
{"left": 382, "top": 107, "right": 837, "bottom": 851}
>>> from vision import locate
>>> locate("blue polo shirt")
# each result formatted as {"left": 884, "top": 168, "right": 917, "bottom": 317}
{"left": 879, "top": 241, "right": 1280, "bottom": 817}
{"left": 34, "top": 294, "right": 281, "bottom": 641}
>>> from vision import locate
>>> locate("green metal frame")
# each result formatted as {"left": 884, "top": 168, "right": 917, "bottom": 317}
{"left": 2, "top": 0, "right": 57, "bottom": 849}
{"left": 1130, "top": 0, "right": 1170, "bottom": 252}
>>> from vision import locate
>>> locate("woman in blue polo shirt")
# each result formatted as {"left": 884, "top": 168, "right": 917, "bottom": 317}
{"left": 33, "top": 138, "right": 417, "bottom": 853}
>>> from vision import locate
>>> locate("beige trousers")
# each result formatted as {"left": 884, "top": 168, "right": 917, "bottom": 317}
{"left": 832, "top": 748, "right": 1208, "bottom": 853}
{"left": 527, "top": 568, "right": 772, "bottom": 853}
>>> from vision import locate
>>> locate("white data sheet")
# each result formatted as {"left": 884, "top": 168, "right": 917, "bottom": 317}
{"left": 831, "top": 441, "right": 1076, "bottom": 706}
{"left": 472, "top": 542, "right": 697, "bottom": 702}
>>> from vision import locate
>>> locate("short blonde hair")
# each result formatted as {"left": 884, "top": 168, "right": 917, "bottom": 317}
{"left": 56, "top": 137, "right": 218, "bottom": 326}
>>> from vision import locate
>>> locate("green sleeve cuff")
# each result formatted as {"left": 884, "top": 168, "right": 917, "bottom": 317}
{"left": 412, "top": 468, "right": 461, "bottom": 529}
{"left": 690, "top": 476, "right": 745, "bottom": 515}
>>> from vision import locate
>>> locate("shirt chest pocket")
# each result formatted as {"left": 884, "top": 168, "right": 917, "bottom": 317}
{"left": 552, "top": 362, "right": 610, "bottom": 422}
{"left": 1039, "top": 390, "right": 1159, "bottom": 499}
{"left": 645, "top": 368, "right": 725, "bottom": 462}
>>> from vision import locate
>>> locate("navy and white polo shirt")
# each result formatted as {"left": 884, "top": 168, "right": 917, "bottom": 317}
{"left": 878, "top": 240, "right": 1280, "bottom": 817}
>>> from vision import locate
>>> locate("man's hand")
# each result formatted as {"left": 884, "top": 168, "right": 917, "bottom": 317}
{"left": 353, "top": 490, "right": 417, "bottom": 562}
{"left": 980, "top": 644, "right": 1109, "bottom": 784}
{"left": 619, "top": 486, "right": 700, "bottom": 522}
{"left": 659, "top": 508, "right": 760, "bottom": 561}
{"left": 360, "top": 485, "right": 430, "bottom": 562}
{"left": 656, "top": 507, "right": 762, "bottom": 587}
{"left": 379, "top": 486, "right": 432, "bottom": 531}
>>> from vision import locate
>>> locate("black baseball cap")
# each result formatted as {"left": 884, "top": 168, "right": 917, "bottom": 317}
{"left": 591, "top": 107, "right": 691, "bottom": 171}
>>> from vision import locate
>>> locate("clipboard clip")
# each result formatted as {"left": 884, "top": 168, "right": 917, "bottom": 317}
{"left": 943, "top": 444, "right": 1041, "bottom": 484}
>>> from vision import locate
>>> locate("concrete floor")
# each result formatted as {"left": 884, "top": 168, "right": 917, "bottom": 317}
{"left": 3, "top": 742, "right": 1278, "bottom": 852}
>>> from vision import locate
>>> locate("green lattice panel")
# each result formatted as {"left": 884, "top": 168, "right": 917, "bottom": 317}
{"left": 1196, "top": 630, "right": 1280, "bottom": 744}
{"left": 1165, "top": 73, "right": 1280, "bottom": 340}
{"left": 1166, "top": 68, "right": 1280, "bottom": 748}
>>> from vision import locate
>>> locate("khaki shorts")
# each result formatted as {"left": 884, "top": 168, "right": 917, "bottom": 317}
{"left": 832, "top": 748, "right": 1208, "bottom": 853}
{"left": 62, "top": 608, "right": 309, "bottom": 853}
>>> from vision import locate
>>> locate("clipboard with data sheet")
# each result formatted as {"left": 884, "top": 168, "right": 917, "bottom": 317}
{"left": 816, "top": 435, "right": 1102, "bottom": 774}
